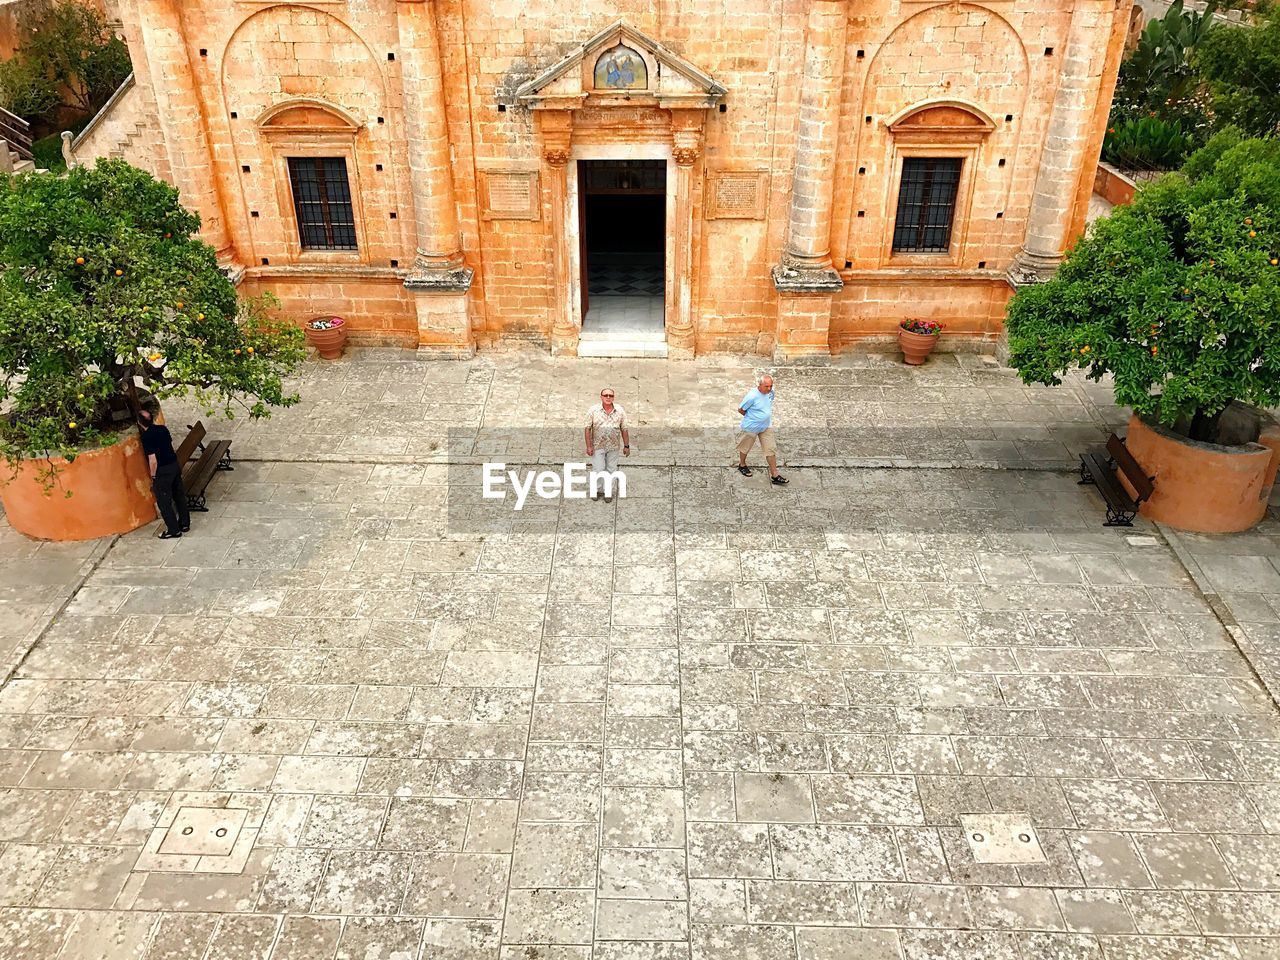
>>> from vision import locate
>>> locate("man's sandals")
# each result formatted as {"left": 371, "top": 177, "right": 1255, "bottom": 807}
{"left": 737, "top": 465, "right": 789, "bottom": 486}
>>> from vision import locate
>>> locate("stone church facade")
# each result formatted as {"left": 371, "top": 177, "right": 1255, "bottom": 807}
{"left": 76, "top": 0, "right": 1131, "bottom": 359}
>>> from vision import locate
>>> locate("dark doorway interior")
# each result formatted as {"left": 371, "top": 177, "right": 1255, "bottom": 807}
{"left": 579, "top": 159, "right": 665, "bottom": 339}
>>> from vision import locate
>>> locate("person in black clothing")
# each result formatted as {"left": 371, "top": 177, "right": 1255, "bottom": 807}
{"left": 138, "top": 407, "right": 190, "bottom": 539}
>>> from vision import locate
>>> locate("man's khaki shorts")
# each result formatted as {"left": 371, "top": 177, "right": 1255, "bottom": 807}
{"left": 736, "top": 427, "right": 777, "bottom": 458}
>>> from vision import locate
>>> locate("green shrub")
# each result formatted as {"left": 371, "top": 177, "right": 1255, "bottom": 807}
{"left": 1102, "top": 117, "right": 1196, "bottom": 171}
{"left": 1006, "top": 131, "right": 1280, "bottom": 443}
{"left": 1115, "top": 0, "right": 1219, "bottom": 123}
{"left": 31, "top": 134, "right": 67, "bottom": 173}
{"left": 1195, "top": 9, "right": 1280, "bottom": 136}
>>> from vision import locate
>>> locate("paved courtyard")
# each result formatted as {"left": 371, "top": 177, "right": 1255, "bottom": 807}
{"left": 2, "top": 350, "right": 1279, "bottom": 959}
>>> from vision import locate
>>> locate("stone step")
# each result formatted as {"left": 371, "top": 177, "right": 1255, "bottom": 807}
{"left": 578, "top": 327, "right": 667, "bottom": 344}
{"left": 576, "top": 339, "right": 669, "bottom": 359}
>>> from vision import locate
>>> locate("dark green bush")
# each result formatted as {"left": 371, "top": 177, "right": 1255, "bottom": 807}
{"left": 1102, "top": 117, "right": 1196, "bottom": 171}
{"left": 1006, "top": 132, "right": 1280, "bottom": 443}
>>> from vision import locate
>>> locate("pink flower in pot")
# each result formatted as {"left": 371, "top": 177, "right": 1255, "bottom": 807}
{"left": 898, "top": 317, "right": 942, "bottom": 365}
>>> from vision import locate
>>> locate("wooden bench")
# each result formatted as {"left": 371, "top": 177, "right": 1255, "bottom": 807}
{"left": 176, "top": 421, "right": 233, "bottom": 512}
{"left": 1078, "top": 433, "right": 1155, "bottom": 527}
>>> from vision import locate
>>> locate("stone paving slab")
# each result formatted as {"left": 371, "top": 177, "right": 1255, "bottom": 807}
{"left": 1, "top": 461, "right": 1279, "bottom": 959}
{"left": 159, "top": 347, "right": 1133, "bottom": 472}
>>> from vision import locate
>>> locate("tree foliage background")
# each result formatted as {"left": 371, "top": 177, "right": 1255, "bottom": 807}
{"left": 1007, "top": 131, "right": 1280, "bottom": 443}
{"left": 0, "top": 160, "right": 305, "bottom": 466}
{"left": 0, "top": 0, "right": 131, "bottom": 130}
{"left": 1196, "top": 7, "right": 1280, "bottom": 138}
{"left": 1106, "top": 3, "right": 1280, "bottom": 171}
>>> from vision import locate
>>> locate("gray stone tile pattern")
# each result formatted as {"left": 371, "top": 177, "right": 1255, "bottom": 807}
{"left": 3, "top": 350, "right": 1280, "bottom": 959}
{"left": 2, "top": 456, "right": 1280, "bottom": 958}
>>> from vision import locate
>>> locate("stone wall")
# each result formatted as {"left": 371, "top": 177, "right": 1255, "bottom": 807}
{"left": 68, "top": 75, "right": 170, "bottom": 181}
{"left": 97, "top": 0, "right": 1129, "bottom": 357}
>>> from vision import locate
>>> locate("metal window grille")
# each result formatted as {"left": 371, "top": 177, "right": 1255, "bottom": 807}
{"left": 287, "top": 157, "right": 358, "bottom": 250}
{"left": 892, "top": 157, "right": 962, "bottom": 253}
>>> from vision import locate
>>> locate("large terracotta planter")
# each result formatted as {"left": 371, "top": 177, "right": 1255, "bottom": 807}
{"left": 305, "top": 317, "right": 347, "bottom": 360}
{"left": 898, "top": 328, "right": 940, "bottom": 365}
{"left": 0, "top": 433, "right": 157, "bottom": 541}
{"left": 1119, "top": 410, "right": 1280, "bottom": 533}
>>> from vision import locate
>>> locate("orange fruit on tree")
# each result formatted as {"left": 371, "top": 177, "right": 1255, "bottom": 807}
{"left": 1081, "top": 345, "right": 1091, "bottom": 353}
{"left": 175, "top": 301, "right": 184, "bottom": 309}
{"left": 246, "top": 347, "right": 254, "bottom": 354}
{"left": 115, "top": 269, "right": 123, "bottom": 276}
{"left": 1151, "top": 347, "right": 1158, "bottom": 356}
{"left": 1249, "top": 231, "right": 1257, "bottom": 238}
{"left": 68, "top": 421, "right": 76, "bottom": 429}
{"left": 1245, "top": 218, "right": 1253, "bottom": 225}
{"left": 197, "top": 313, "right": 205, "bottom": 320}
{"left": 75, "top": 257, "right": 84, "bottom": 265}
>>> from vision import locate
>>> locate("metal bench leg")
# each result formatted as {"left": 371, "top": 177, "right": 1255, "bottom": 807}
{"left": 217, "top": 450, "right": 233, "bottom": 472}
{"left": 1078, "top": 461, "right": 1095, "bottom": 485}
{"left": 1104, "top": 506, "right": 1134, "bottom": 527}
{"left": 189, "top": 492, "right": 210, "bottom": 512}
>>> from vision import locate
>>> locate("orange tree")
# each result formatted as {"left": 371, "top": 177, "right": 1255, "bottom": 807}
{"left": 0, "top": 160, "right": 304, "bottom": 468}
{"left": 1006, "top": 130, "right": 1280, "bottom": 443}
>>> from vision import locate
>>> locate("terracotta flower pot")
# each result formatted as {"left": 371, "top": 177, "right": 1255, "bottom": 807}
{"left": 1120, "top": 411, "right": 1280, "bottom": 533}
{"left": 304, "top": 317, "right": 347, "bottom": 360}
{"left": 0, "top": 433, "right": 157, "bottom": 541}
{"left": 898, "top": 328, "right": 939, "bottom": 365}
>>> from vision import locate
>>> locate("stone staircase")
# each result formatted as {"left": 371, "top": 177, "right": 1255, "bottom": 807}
{"left": 0, "top": 142, "right": 34, "bottom": 173}
{"left": 64, "top": 73, "right": 170, "bottom": 181}
{"left": 576, "top": 333, "right": 670, "bottom": 359}
{"left": 106, "top": 120, "right": 151, "bottom": 160}
{"left": 0, "top": 105, "right": 35, "bottom": 174}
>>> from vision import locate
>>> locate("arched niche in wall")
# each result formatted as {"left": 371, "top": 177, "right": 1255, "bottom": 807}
{"left": 879, "top": 99, "right": 996, "bottom": 267}
{"left": 256, "top": 99, "right": 369, "bottom": 264}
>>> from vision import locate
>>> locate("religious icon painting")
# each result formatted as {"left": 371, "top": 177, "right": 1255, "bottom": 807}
{"left": 594, "top": 43, "right": 647, "bottom": 89}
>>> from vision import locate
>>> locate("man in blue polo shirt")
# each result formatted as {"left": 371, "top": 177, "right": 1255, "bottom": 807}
{"left": 735, "top": 372, "right": 787, "bottom": 485}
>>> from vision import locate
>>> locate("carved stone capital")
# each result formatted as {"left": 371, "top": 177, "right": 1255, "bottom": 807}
{"left": 404, "top": 264, "right": 474, "bottom": 293}
{"left": 672, "top": 146, "right": 699, "bottom": 167}
{"left": 544, "top": 148, "right": 571, "bottom": 167}
{"left": 770, "top": 262, "right": 844, "bottom": 293}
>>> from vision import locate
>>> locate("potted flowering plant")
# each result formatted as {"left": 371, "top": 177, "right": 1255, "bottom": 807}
{"left": 304, "top": 315, "right": 346, "bottom": 360}
{"left": 898, "top": 318, "right": 943, "bottom": 365}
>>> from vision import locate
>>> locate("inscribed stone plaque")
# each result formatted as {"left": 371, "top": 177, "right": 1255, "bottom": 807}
{"left": 481, "top": 171, "right": 539, "bottom": 220}
{"left": 706, "top": 170, "right": 768, "bottom": 220}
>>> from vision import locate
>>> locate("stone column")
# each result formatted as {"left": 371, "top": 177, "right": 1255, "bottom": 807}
{"left": 395, "top": 0, "right": 474, "bottom": 357}
{"left": 1010, "top": 0, "right": 1117, "bottom": 283}
{"left": 667, "top": 109, "right": 704, "bottom": 360}
{"left": 132, "top": 0, "right": 236, "bottom": 271}
{"left": 772, "top": 0, "right": 846, "bottom": 363}
{"left": 540, "top": 110, "right": 577, "bottom": 356}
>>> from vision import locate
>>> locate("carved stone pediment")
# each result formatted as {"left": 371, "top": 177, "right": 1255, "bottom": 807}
{"left": 514, "top": 20, "right": 726, "bottom": 110}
